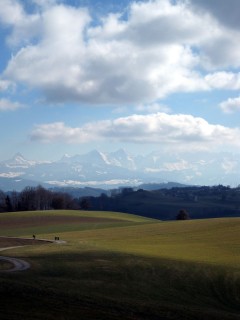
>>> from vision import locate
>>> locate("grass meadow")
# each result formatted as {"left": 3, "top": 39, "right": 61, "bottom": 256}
{"left": 0, "top": 210, "right": 239, "bottom": 320}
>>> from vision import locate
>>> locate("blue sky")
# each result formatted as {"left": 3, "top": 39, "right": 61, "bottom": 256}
{"left": 1, "top": 0, "right": 240, "bottom": 161}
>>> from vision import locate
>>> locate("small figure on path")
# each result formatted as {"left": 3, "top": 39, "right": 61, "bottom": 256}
{"left": 33, "top": 234, "right": 36, "bottom": 240}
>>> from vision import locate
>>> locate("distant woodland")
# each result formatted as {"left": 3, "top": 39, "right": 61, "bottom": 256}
{"left": 0, "top": 186, "right": 78, "bottom": 212}
{"left": 1, "top": 184, "right": 240, "bottom": 220}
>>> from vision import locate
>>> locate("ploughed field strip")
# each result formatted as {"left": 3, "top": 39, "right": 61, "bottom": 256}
{"left": 0, "top": 237, "right": 52, "bottom": 248}
{"left": 0, "top": 215, "right": 124, "bottom": 228}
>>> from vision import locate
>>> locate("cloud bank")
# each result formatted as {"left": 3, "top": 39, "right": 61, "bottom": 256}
{"left": 220, "top": 97, "right": 240, "bottom": 113}
{"left": 1, "top": 0, "right": 240, "bottom": 105}
{"left": 31, "top": 113, "right": 240, "bottom": 150}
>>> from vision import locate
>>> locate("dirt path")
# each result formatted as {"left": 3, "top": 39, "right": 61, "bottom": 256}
{"left": 0, "top": 255, "right": 30, "bottom": 272}
{"left": 0, "top": 237, "right": 66, "bottom": 272}
{"left": 0, "top": 245, "right": 31, "bottom": 272}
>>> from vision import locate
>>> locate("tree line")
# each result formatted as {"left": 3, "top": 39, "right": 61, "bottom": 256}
{"left": 0, "top": 185, "right": 81, "bottom": 212}
{"left": 1, "top": 184, "right": 239, "bottom": 220}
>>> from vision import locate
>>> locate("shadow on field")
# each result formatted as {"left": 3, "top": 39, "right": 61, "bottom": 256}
{"left": 0, "top": 249, "right": 239, "bottom": 320}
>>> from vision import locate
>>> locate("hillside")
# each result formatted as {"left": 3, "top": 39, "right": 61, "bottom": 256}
{"left": 0, "top": 210, "right": 239, "bottom": 320}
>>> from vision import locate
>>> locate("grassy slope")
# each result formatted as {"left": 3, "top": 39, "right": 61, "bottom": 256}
{"left": 0, "top": 210, "right": 154, "bottom": 237}
{"left": 0, "top": 210, "right": 239, "bottom": 320}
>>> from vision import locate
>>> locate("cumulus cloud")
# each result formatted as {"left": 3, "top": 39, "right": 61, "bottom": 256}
{"left": 2, "top": 0, "right": 239, "bottom": 105}
{"left": 0, "top": 0, "right": 41, "bottom": 46}
{"left": 200, "top": 36, "right": 240, "bottom": 69}
{"left": 30, "top": 113, "right": 240, "bottom": 149}
{"left": 0, "top": 98, "right": 24, "bottom": 111}
{"left": 188, "top": 0, "right": 240, "bottom": 68}
{"left": 219, "top": 97, "right": 240, "bottom": 113}
{"left": 0, "top": 0, "right": 25, "bottom": 26}
{"left": 205, "top": 72, "right": 240, "bottom": 90}
{"left": 189, "top": 0, "right": 240, "bottom": 30}
{"left": 0, "top": 0, "right": 240, "bottom": 105}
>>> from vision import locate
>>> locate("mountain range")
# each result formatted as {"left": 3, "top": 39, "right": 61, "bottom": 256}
{"left": 0, "top": 149, "right": 239, "bottom": 191}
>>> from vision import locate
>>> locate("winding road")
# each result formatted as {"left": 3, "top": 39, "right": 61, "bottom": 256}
{"left": 0, "top": 246, "right": 31, "bottom": 272}
{"left": 0, "top": 238, "right": 66, "bottom": 272}
{"left": 0, "top": 255, "right": 30, "bottom": 272}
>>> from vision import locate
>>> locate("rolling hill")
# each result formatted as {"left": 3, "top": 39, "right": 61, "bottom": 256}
{"left": 0, "top": 210, "right": 239, "bottom": 320}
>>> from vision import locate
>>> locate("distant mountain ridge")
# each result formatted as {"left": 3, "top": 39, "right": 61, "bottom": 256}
{"left": 0, "top": 149, "right": 240, "bottom": 191}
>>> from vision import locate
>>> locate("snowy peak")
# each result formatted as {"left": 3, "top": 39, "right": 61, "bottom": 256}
{"left": 110, "top": 148, "right": 128, "bottom": 158}
{"left": 12, "top": 152, "right": 25, "bottom": 162}
{"left": 79, "top": 150, "right": 109, "bottom": 165}
{"left": 6, "top": 153, "right": 36, "bottom": 168}
{"left": 59, "top": 150, "right": 110, "bottom": 166}
{"left": 1, "top": 150, "right": 240, "bottom": 191}
{"left": 60, "top": 153, "right": 73, "bottom": 163}
{"left": 108, "top": 149, "right": 136, "bottom": 170}
{"left": 62, "top": 153, "right": 71, "bottom": 160}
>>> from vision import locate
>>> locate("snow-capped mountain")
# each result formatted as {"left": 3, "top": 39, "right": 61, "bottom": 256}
{"left": 0, "top": 149, "right": 240, "bottom": 191}
{"left": 2, "top": 152, "right": 36, "bottom": 168}
{"left": 107, "top": 149, "right": 136, "bottom": 170}
{"left": 59, "top": 149, "right": 135, "bottom": 169}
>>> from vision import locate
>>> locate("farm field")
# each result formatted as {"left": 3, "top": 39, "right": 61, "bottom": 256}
{"left": 0, "top": 210, "right": 239, "bottom": 320}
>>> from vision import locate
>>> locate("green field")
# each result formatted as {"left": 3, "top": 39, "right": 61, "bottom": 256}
{"left": 0, "top": 210, "right": 239, "bottom": 320}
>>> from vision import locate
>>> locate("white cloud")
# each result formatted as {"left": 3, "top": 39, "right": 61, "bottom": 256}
{"left": 188, "top": 0, "right": 240, "bottom": 69}
{"left": 205, "top": 72, "right": 240, "bottom": 90}
{"left": 0, "top": 98, "right": 24, "bottom": 111}
{"left": 121, "top": 0, "right": 210, "bottom": 46}
{"left": 219, "top": 97, "right": 240, "bottom": 113}
{"left": 1, "top": 0, "right": 240, "bottom": 105}
{"left": 0, "top": 0, "right": 41, "bottom": 47}
{"left": 0, "top": 0, "right": 25, "bottom": 26}
{"left": 30, "top": 113, "right": 240, "bottom": 150}
{"left": 0, "top": 80, "right": 11, "bottom": 91}
{"left": 46, "top": 179, "right": 140, "bottom": 187}
{"left": 200, "top": 36, "right": 240, "bottom": 69}
{"left": 0, "top": 0, "right": 218, "bottom": 105}
{"left": 0, "top": 172, "right": 24, "bottom": 178}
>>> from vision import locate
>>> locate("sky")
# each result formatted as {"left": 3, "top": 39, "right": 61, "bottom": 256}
{"left": 0, "top": 0, "right": 240, "bottom": 161}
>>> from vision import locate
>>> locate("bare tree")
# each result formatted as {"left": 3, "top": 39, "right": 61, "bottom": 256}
{"left": 0, "top": 190, "right": 6, "bottom": 212}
